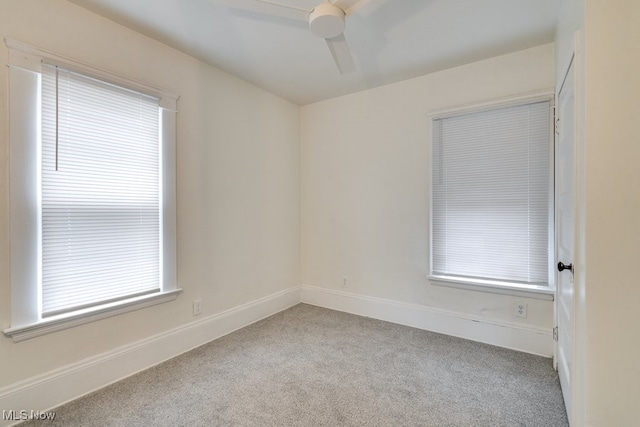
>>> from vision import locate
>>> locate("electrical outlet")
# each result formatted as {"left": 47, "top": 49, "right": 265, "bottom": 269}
{"left": 515, "top": 302, "right": 528, "bottom": 318}
{"left": 342, "top": 276, "right": 348, "bottom": 288}
{"left": 193, "top": 299, "right": 202, "bottom": 316}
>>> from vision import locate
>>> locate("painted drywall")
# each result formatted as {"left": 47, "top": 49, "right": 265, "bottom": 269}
{"left": 301, "top": 44, "right": 555, "bottom": 332}
{"left": 0, "top": 0, "right": 300, "bottom": 388}
{"left": 555, "top": 0, "right": 584, "bottom": 86}
{"left": 582, "top": 0, "right": 640, "bottom": 424}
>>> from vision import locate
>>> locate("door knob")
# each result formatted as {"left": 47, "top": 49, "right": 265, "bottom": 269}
{"left": 557, "top": 262, "right": 573, "bottom": 272}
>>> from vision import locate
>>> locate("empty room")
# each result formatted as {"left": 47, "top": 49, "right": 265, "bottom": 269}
{"left": 0, "top": 0, "right": 638, "bottom": 426}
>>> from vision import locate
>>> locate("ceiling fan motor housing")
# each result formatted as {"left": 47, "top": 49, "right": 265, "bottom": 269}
{"left": 309, "top": 3, "right": 345, "bottom": 39}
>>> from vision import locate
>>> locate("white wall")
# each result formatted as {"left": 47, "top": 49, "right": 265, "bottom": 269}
{"left": 0, "top": 0, "right": 300, "bottom": 388}
{"left": 301, "top": 44, "right": 555, "bottom": 334}
{"left": 582, "top": 0, "right": 640, "bottom": 424}
{"left": 555, "top": 0, "right": 584, "bottom": 86}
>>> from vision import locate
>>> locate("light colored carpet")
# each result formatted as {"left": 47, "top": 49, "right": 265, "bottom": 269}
{"left": 21, "top": 304, "right": 568, "bottom": 426}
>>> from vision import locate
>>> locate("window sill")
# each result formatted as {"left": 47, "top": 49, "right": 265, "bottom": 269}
{"left": 3, "top": 289, "right": 182, "bottom": 343}
{"left": 429, "top": 275, "right": 554, "bottom": 301}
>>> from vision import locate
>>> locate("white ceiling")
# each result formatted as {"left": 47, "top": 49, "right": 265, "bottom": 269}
{"left": 68, "top": 0, "right": 558, "bottom": 105}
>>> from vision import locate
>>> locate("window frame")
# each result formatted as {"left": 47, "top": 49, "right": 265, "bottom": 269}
{"left": 4, "top": 39, "right": 181, "bottom": 342}
{"left": 427, "top": 91, "right": 556, "bottom": 300}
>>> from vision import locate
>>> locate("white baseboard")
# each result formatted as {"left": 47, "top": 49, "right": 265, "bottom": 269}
{"left": 0, "top": 284, "right": 553, "bottom": 425}
{"left": 0, "top": 287, "right": 300, "bottom": 426}
{"left": 301, "top": 285, "right": 553, "bottom": 357}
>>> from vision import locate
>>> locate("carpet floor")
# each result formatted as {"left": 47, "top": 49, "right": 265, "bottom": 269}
{"left": 21, "top": 304, "right": 568, "bottom": 426}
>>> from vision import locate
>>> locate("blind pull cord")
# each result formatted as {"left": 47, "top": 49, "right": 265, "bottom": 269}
{"left": 55, "top": 66, "right": 59, "bottom": 172}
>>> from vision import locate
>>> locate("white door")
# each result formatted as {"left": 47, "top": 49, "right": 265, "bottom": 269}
{"left": 556, "top": 58, "right": 576, "bottom": 424}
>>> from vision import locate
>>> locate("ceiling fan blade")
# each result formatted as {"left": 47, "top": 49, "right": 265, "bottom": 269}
{"left": 326, "top": 34, "right": 356, "bottom": 74}
{"left": 213, "top": 0, "right": 310, "bottom": 21}
{"left": 332, "top": 0, "right": 375, "bottom": 16}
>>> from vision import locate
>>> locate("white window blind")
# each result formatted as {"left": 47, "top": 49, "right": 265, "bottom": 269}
{"left": 431, "top": 100, "right": 551, "bottom": 286}
{"left": 40, "top": 65, "right": 162, "bottom": 316}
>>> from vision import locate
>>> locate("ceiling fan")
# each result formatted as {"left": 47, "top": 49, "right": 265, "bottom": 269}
{"left": 216, "top": 0, "right": 377, "bottom": 74}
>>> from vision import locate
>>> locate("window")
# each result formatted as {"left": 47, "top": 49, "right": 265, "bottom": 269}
{"left": 5, "top": 40, "right": 180, "bottom": 341}
{"left": 429, "top": 95, "right": 553, "bottom": 295}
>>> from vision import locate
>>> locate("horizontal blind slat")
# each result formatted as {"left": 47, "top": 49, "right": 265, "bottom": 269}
{"left": 41, "top": 64, "right": 162, "bottom": 314}
{"left": 432, "top": 100, "right": 550, "bottom": 285}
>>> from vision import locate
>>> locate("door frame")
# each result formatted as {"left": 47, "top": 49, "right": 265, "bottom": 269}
{"left": 555, "top": 29, "right": 587, "bottom": 427}
{"left": 555, "top": 52, "right": 576, "bottom": 425}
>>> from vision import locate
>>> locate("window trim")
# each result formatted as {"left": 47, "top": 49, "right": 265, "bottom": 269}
{"left": 429, "top": 276, "right": 555, "bottom": 301}
{"left": 4, "top": 291, "right": 182, "bottom": 343}
{"left": 4, "top": 39, "right": 181, "bottom": 342}
{"left": 427, "top": 90, "right": 556, "bottom": 298}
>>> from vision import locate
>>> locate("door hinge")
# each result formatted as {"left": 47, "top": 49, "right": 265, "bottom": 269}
{"left": 555, "top": 118, "right": 560, "bottom": 135}
{"left": 553, "top": 326, "right": 558, "bottom": 341}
